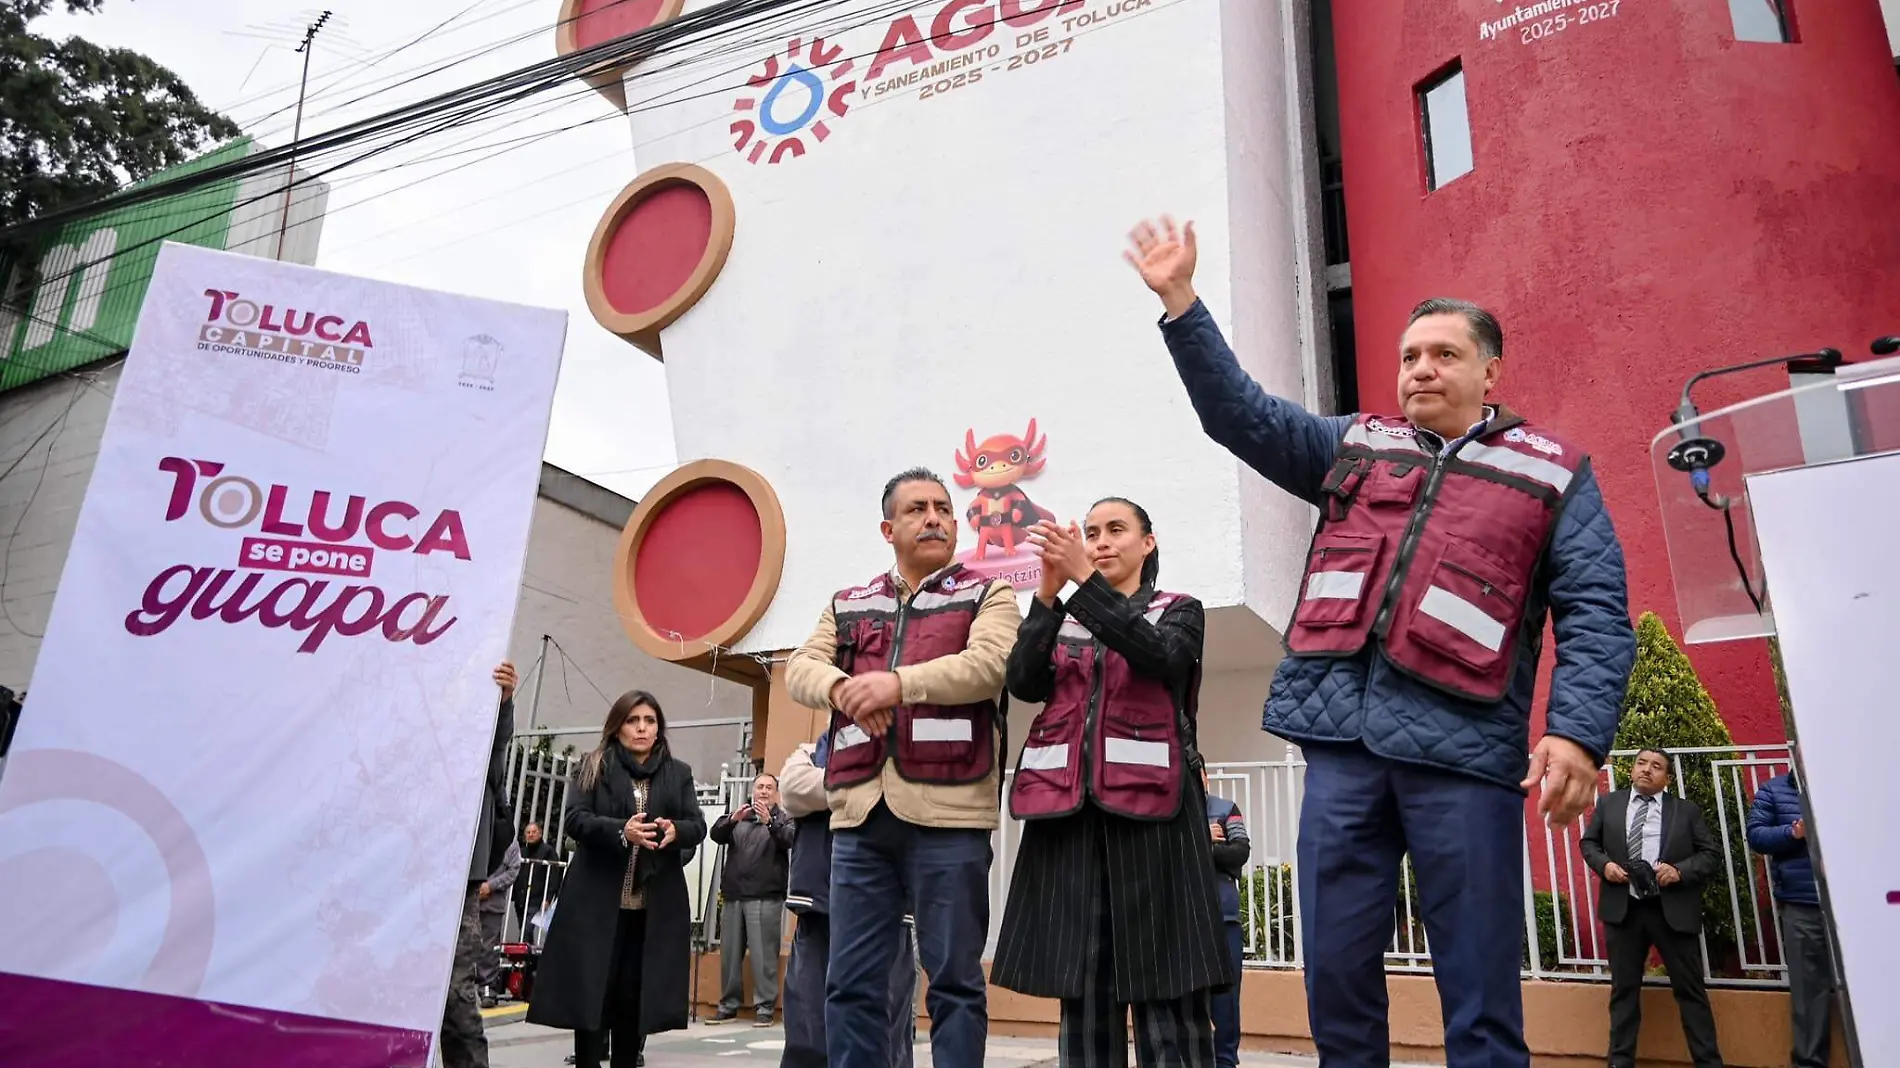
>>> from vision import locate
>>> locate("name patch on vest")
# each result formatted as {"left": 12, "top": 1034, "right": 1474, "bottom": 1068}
{"left": 836, "top": 724, "right": 872, "bottom": 749}
{"left": 912, "top": 717, "right": 973, "bottom": 743}
{"left": 1019, "top": 744, "right": 1070, "bottom": 771}
{"left": 1105, "top": 737, "right": 1171, "bottom": 768}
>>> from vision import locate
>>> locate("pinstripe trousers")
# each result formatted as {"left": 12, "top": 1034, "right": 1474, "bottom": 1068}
{"left": 1057, "top": 864, "right": 1216, "bottom": 1068}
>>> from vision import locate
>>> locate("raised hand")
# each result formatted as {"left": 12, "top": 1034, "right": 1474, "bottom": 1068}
{"left": 1122, "top": 215, "right": 1199, "bottom": 318}
{"left": 1028, "top": 520, "right": 1092, "bottom": 588}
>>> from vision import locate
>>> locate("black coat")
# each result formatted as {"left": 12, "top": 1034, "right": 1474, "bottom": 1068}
{"left": 992, "top": 579, "right": 1233, "bottom": 1003}
{"left": 526, "top": 748, "right": 705, "bottom": 1034}
{"left": 1579, "top": 787, "right": 1720, "bottom": 934}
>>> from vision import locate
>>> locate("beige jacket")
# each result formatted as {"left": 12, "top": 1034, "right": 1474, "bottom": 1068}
{"left": 778, "top": 742, "right": 828, "bottom": 820}
{"left": 784, "top": 569, "right": 1021, "bottom": 831}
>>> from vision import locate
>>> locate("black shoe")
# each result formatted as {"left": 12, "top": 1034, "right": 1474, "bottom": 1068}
{"left": 480, "top": 994, "right": 498, "bottom": 1009}
{"left": 752, "top": 1012, "right": 772, "bottom": 1028}
{"left": 637, "top": 1057, "right": 645, "bottom": 1067}
{"left": 564, "top": 1057, "right": 578, "bottom": 1065}
{"left": 705, "top": 1009, "right": 739, "bottom": 1024}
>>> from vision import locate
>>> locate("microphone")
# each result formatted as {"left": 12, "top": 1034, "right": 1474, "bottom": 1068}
{"left": 1872, "top": 336, "right": 1900, "bottom": 356}
{"left": 1668, "top": 347, "right": 1840, "bottom": 503}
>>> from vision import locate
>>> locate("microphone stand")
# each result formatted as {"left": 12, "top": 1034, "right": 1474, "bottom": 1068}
{"left": 1663, "top": 348, "right": 1842, "bottom": 613}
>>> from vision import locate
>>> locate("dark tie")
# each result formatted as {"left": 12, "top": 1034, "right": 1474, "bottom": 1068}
{"left": 1630, "top": 795, "right": 1653, "bottom": 895}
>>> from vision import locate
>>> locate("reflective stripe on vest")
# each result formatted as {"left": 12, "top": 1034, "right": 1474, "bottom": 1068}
{"left": 1288, "top": 411, "right": 1586, "bottom": 704}
{"left": 1009, "top": 590, "right": 1195, "bottom": 822}
{"left": 824, "top": 565, "right": 1000, "bottom": 789}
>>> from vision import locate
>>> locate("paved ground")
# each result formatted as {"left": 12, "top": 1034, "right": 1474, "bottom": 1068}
{"left": 478, "top": 1003, "right": 1406, "bottom": 1068}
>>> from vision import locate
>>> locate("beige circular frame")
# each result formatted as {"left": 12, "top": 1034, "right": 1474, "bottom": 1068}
{"left": 556, "top": 0, "right": 685, "bottom": 111}
{"left": 613, "top": 459, "right": 786, "bottom": 663}
{"left": 582, "top": 163, "right": 736, "bottom": 361}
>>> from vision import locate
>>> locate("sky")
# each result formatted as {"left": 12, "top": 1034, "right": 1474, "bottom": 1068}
{"left": 40, "top": 0, "right": 683, "bottom": 502}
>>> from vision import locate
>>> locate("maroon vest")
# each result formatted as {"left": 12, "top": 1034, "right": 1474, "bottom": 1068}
{"left": 1288, "top": 411, "right": 1587, "bottom": 703}
{"left": 1009, "top": 590, "right": 1196, "bottom": 822}
{"left": 824, "top": 564, "right": 1000, "bottom": 789}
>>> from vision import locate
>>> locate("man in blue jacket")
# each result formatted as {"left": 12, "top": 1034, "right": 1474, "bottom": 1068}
{"left": 1125, "top": 218, "right": 1635, "bottom": 1068}
{"left": 1747, "top": 772, "right": 1833, "bottom": 1068}
{"left": 1203, "top": 769, "right": 1251, "bottom": 1068}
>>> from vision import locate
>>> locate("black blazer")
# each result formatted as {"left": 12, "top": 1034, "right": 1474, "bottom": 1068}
{"left": 1579, "top": 787, "right": 1720, "bottom": 934}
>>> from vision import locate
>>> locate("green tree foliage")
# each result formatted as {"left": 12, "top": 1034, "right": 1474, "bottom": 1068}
{"left": 1610, "top": 612, "right": 1751, "bottom": 965}
{"left": 0, "top": 0, "right": 239, "bottom": 241}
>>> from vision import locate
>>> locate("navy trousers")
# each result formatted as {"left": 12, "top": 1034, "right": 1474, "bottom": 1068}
{"left": 1297, "top": 743, "right": 1530, "bottom": 1068}
{"left": 780, "top": 910, "right": 918, "bottom": 1068}
{"left": 827, "top": 802, "right": 991, "bottom": 1068}
{"left": 1211, "top": 921, "right": 1244, "bottom": 1067}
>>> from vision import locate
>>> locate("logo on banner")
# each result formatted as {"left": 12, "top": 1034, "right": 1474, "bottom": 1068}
{"left": 731, "top": 37, "right": 857, "bottom": 166}
{"left": 122, "top": 457, "right": 472, "bottom": 653}
{"left": 196, "top": 288, "right": 375, "bottom": 373}
{"left": 460, "top": 334, "right": 504, "bottom": 391}
{"left": 729, "top": 0, "right": 1151, "bottom": 165}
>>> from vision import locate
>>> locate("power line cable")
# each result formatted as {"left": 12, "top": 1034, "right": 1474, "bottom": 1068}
{"left": 6, "top": 0, "right": 1196, "bottom": 361}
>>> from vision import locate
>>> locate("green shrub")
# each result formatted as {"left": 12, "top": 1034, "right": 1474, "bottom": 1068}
{"left": 1240, "top": 864, "right": 1299, "bottom": 960}
{"left": 1523, "top": 889, "right": 1574, "bottom": 972}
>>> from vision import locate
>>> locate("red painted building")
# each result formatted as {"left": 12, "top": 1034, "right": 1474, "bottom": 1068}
{"left": 1320, "top": 0, "right": 1900, "bottom": 743}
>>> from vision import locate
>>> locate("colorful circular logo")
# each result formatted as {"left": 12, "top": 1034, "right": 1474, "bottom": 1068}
{"left": 731, "top": 37, "right": 857, "bottom": 165}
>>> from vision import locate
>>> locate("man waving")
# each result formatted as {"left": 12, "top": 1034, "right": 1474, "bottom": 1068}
{"left": 1125, "top": 217, "right": 1635, "bottom": 1068}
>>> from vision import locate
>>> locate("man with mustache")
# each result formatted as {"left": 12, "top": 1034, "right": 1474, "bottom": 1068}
{"left": 787, "top": 467, "right": 1022, "bottom": 1068}
{"left": 1124, "top": 218, "right": 1636, "bottom": 1068}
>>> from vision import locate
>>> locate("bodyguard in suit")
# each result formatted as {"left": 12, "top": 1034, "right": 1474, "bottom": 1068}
{"left": 1579, "top": 748, "right": 1725, "bottom": 1068}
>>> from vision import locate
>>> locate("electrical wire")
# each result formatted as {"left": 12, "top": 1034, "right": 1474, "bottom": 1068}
{"left": 6, "top": 0, "right": 1198, "bottom": 363}
{"left": 3, "top": 0, "right": 836, "bottom": 242}
{"left": 0, "top": 0, "right": 910, "bottom": 327}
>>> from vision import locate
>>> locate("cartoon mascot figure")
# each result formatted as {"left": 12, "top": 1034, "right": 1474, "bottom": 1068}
{"left": 953, "top": 419, "right": 1055, "bottom": 559}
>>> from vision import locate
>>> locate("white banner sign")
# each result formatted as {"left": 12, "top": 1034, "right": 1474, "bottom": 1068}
{"left": 1748, "top": 452, "right": 1900, "bottom": 1065}
{"left": 0, "top": 243, "right": 566, "bottom": 1065}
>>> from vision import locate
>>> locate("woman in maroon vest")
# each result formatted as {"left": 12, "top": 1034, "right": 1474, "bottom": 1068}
{"left": 992, "top": 497, "right": 1234, "bottom": 1066}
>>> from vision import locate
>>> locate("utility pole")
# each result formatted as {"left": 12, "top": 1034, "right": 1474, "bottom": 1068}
{"left": 274, "top": 10, "right": 332, "bottom": 262}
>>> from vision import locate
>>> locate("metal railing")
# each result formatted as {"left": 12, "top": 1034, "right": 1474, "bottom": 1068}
{"left": 986, "top": 744, "right": 1801, "bottom": 988}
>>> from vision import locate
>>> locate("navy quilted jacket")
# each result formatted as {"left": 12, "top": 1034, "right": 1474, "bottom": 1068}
{"left": 1162, "top": 302, "right": 1636, "bottom": 788}
{"left": 1745, "top": 773, "right": 1818, "bottom": 905}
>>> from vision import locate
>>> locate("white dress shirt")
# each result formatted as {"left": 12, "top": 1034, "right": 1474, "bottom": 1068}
{"left": 1626, "top": 789, "right": 1664, "bottom": 867}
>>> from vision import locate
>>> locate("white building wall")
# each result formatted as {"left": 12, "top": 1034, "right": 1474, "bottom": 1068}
{"left": 619, "top": 0, "right": 1316, "bottom": 656}
{"left": 0, "top": 365, "right": 118, "bottom": 688}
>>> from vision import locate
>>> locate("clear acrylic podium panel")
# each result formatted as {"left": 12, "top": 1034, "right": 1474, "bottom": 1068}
{"left": 1650, "top": 356, "right": 1900, "bottom": 645}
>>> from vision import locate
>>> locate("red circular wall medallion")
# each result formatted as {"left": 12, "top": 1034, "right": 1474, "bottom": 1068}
{"left": 583, "top": 164, "right": 736, "bottom": 360}
{"left": 555, "top": 0, "right": 684, "bottom": 111}
{"left": 614, "top": 460, "right": 786, "bottom": 663}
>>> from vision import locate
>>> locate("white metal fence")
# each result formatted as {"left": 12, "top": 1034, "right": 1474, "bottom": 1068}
{"left": 504, "top": 731, "right": 1800, "bottom": 989}
{"left": 986, "top": 745, "right": 1802, "bottom": 988}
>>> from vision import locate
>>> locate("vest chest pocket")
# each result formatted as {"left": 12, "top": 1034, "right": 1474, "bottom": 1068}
{"left": 844, "top": 619, "right": 890, "bottom": 669}
{"left": 1363, "top": 463, "right": 1422, "bottom": 507}
{"left": 1294, "top": 531, "right": 1385, "bottom": 628}
{"left": 1409, "top": 539, "right": 1525, "bottom": 673}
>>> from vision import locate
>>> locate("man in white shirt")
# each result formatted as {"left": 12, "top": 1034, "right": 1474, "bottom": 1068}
{"left": 1579, "top": 748, "right": 1726, "bottom": 1068}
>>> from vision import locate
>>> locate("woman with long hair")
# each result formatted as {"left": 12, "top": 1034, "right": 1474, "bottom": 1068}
{"left": 527, "top": 690, "right": 706, "bottom": 1068}
{"left": 992, "top": 497, "right": 1233, "bottom": 1066}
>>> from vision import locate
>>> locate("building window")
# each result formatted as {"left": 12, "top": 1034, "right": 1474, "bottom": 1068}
{"left": 1418, "top": 65, "right": 1473, "bottom": 191}
{"left": 1729, "top": 0, "right": 1791, "bottom": 42}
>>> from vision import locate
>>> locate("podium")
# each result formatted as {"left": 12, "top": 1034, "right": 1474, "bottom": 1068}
{"left": 1651, "top": 356, "right": 1900, "bottom": 1066}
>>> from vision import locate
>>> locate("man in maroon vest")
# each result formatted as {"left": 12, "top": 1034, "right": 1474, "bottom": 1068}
{"left": 786, "top": 468, "right": 1021, "bottom": 1068}
{"left": 1124, "top": 218, "right": 1637, "bottom": 1068}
